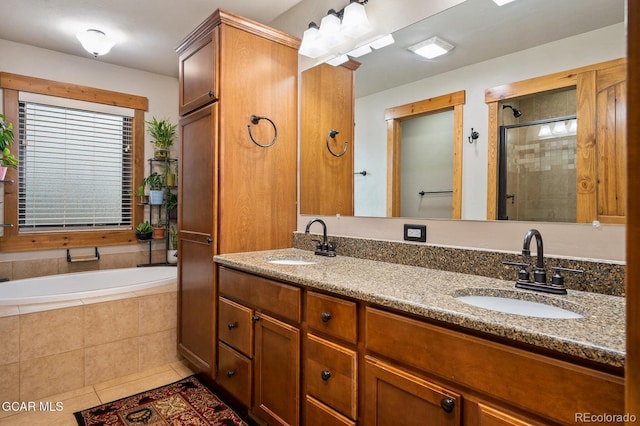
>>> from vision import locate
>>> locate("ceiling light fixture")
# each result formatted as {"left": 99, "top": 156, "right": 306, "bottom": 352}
{"left": 408, "top": 36, "right": 454, "bottom": 59}
{"left": 76, "top": 29, "right": 115, "bottom": 57}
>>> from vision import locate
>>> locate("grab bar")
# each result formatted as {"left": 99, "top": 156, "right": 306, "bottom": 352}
{"left": 67, "top": 247, "right": 100, "bottom": 263}
{"left": 419, "top": 190, "right": 453, "bottom": 196}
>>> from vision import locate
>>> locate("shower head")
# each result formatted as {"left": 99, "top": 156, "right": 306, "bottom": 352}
{"left": 502, "top": 104, "right": 522, "bottom": 118}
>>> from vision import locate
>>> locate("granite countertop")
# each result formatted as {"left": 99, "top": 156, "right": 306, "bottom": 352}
{"left": 214, "top": 248, "right": 625, "bottom": 369}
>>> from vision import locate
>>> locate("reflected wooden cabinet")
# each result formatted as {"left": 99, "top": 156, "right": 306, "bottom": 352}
{"left": 300, "top": 61, "right": 359, "bottom": 216}
{"left": 175, "top": 10, "right": 298, "bottom": 375}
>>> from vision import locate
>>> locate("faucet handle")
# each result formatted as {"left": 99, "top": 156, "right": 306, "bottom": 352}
{"left": 550, "top": 266, "right": 584, "bottom": 286}
{"left": 502, "top": 261, "right": 530, "bottom": 282}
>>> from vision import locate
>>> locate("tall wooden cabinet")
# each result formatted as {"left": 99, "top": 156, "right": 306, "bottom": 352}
{"left": 175, "top": 10, "right": 299, "bottom": 374}
{"left": 300, "top": 61, "right": 359, "bottom": 216}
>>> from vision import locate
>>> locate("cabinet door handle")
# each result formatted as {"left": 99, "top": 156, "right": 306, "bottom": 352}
{"left": 440, "top": 397, "right": 455, "bottom": 413}
{"left": 227, "top": 321, "right": 238, "bottom": 330}
{"left": 208, "top": 90, "right": 215, "bottom": 98}
{"left": 226, "top": 370, "right": 236, "bottom": 378}
{"left": 320, "top": 370, "right": 332, "bottom": 381}
{"left": 206, "top": 237, "right": 212, "bottom": 244}
{"left": 321, "top": 311, "right": 332, "bottom": 323}
{"left": 252, "top": 314, "right": 260, "bottom": 323}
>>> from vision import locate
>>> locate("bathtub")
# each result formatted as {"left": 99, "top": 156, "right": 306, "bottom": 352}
{"left": 0, "top": 265, "right": 181, "bottom": 402}
{"left": 0, "top": 266, "right": 176, "bottom": 305}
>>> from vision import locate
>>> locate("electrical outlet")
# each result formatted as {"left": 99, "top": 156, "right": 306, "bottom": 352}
{"left": 404, "top": 224, "right": 426, "bottom": 242}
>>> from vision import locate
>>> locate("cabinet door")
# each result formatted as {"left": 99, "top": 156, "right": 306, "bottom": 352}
{"left": 364, "top": 356, "right": 461, "bottom": 426}
{"left": 253, "top": 313, "right": 300, "bottom": 426}
{"left": 177, "top": 103, "right": 217, "bottom": 373}
{"left": 178, "top": 28, "right": 218, "bottom": 116}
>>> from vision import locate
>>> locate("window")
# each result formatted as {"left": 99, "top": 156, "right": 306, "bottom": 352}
{"left": 18, "top": 101, "right": 133, "bottom": 231}
{"left": 0, "top": 72, "right": 148, "bottom": 252}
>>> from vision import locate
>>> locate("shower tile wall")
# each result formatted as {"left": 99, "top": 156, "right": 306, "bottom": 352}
{"left": 503, "top": 89, "right": 577, "bottom": 222}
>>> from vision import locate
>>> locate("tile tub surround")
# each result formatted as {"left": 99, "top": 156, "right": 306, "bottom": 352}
{"left": 214, "top": 248, "right": 625, "bottom": 369}
{"left": 293, "top": 233, "right": 625, "bottom": 296}
{"left": 0, "top": 283, "right": 181, "bottom": 403}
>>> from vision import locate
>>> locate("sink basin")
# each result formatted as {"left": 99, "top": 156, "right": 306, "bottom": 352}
{"left": 454, "top": 289, "right": 585, "bottom": 319}
{"left": 264, "top": 254, "right": 319, "bottom": 266}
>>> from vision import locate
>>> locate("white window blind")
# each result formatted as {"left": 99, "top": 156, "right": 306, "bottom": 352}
{"left": 18, "top": 101, "right": 133, "bottom": 231}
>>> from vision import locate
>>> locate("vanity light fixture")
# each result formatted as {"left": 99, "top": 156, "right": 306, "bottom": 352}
{"left": 298, "top": 0, "right": 373, "bottom": 59}
{"left": 538, "top": 125, "right": 552, "bottom": 138}
{"left": 76, "top": 29, "right": 115, "bottom": 57}
{"left": 326, "top": 54, "right": 350, "bottom": 66}
{"left": 299, "top": 22, "right": 328, "bottom": 58}
{"left": 408, "top": 36, "right": 454, "bottom": 59}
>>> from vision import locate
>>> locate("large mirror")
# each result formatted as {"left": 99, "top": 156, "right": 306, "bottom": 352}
{"left": 301, "top": 0, "right": 625, "bottom": 221}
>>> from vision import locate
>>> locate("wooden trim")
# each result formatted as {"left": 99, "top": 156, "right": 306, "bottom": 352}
{"left": 385, "top": 90, "right": 465, "bottom": 121}
{"left": 484, "top": 58, "right": 626, "bottom": 102}
{"left": 627, "top": 0, "right": 640, "bottom": 420}
{"left": 385, "top": 90, "right": 465, "bottom": 218}
{"left": 0, "top": 74, "right": 148, "bottom": 252}
{"left": 576, "top": 71, "right": 598, "bottom": 222}
{"left": 386, "top": 119, "right": 401, "bottom": 217}
{"left": 0, "top": 72, "right": 148, "bottom": 111}
{"left": 176, "top": 9, "right": 300, "bottom": 53}
{"left": 486, "top": 102, "right": 499, "bottom": 220}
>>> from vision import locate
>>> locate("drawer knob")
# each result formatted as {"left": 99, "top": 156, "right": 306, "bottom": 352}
{"left": 440, "top": 397, "right": 455, "bottom": 413}
{"left": 321, "top": 311, "right": 332, "bottom": 323}
{"left": 208, "top": 90, "right": 215, "bottom": 98}
{"left": 321, "top": 370, "right": 332, "bottom": 381}
{"left": 226, "top": 370, "right": 236, "bottom": 378}
{"left": 227, "top": 321, "right": 238, "bottom": 330}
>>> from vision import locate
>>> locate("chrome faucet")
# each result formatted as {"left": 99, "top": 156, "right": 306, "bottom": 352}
{"left": 305, "top": 219, "right": 336, "bottom": 257}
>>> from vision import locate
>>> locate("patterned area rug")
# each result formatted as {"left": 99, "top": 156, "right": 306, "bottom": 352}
{"left": 74, "top": 375, "right": 249, "bottom": 426}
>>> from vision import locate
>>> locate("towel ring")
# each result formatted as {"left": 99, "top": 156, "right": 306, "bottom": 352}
{"left": 247, "top": 114, "right": 278, "bottom": 148}
{"left": 326, "top": 129, "right": 348, "bottom": 157}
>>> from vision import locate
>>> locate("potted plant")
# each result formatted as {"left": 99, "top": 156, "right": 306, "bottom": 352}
{"left": 165, "top": 162, "right": 177, "bottom": 187}
{"left": 166, "top": 192, "right": 178, "bottom": 220}
{"left": 135, "top": 185, "right": 148, "bottom": 205}
{"left": 144, "top": 172, "right": 164, "bottom": 205}
{"left": 167, "top": 225, "right": 178, "bottom": 264}
{"left": 152, "top": 221, "right": 166, "bottom": 240}
{"left": 135, "top": 221, "right": 153, "bottom": 241}
{"left": 0, "top": 114, "right": 18, "bottom": 180}
{"left": 146, "top": 117, "right": 176, "bottom": 159}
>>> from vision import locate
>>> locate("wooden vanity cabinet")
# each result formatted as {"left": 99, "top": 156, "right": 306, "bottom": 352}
{"left": 218, "top": 266, "right": 301, "bottom": 426}
{"left": 365, "top": 307, "right": 624, "bottom": 426}
{"left": 175, "top": 10, "right": 298, "bottom": 375}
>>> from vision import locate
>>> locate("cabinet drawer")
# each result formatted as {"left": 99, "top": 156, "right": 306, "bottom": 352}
{"left": 306, "top": 292, "right": 357, "bottom": 344}
{"left": 218, "top": 297, "right": 253, "bottom": 357}
{"left": 219, "top": 267, "right": 301, "bottom": 323}
{"left": 365, "top": 307, "right": 624, "bottom": 425}
{"left": 305, "top": 334, "right": 357, "bottom": 419}
{"left": 305, "top": 395, "right": 356, "bottom": 426}
{"left": 217, "top": 342, "right": 252, "bottom": 407}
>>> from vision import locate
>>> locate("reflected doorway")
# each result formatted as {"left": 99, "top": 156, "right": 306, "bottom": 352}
{"left": 401, "top": 110, "right": 454, "bottom": 218}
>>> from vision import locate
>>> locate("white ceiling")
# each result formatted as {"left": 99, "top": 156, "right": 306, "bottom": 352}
{"left": 0, "top": 0, "right": 304, "bottom": 77}
{"left": 0, "top": 0, "right": 626, "bottom": 97}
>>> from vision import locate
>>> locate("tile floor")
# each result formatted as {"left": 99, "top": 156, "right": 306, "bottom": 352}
{"left": 0, "top": 360, "right": 194, "bottom": 425}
